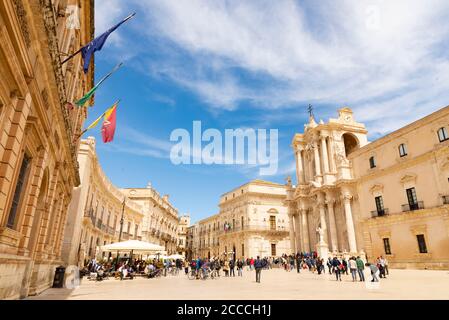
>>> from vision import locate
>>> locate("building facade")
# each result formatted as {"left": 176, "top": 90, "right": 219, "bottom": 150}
{"left": 191, "top": 180, "right": 291, "bottom": 260}
{"left": 288, "top": 106, "right": 449, "bottom": 269}
{"left": 0, "top": 0, "right": 94, "bottom": 299}
{"left": 62, "top": 138, "right": 144, "bottom": 267}
{"left": 121, "top": 186, "right": 179, "bottom": 255}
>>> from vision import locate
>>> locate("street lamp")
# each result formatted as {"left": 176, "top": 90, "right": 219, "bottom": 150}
{"left": 115, "top": 197, "right": 126, "bottom": 269}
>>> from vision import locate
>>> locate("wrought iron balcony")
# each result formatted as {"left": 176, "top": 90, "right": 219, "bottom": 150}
{"left": 370, "top": 208, "right": 389, "bottom": 218}
{"left": 402, "top": 201, "right": 424, "bottom": 212}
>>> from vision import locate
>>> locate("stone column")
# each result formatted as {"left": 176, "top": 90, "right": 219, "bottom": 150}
{"left": 300, "top": 209, "right": 310, "bottom": 252}
{"left": 294, "top": 214, "right": 302, "bottom": 253}
{"left": 288, "top": 213, "right": 296, "bottom": 254}
{"left": 320, "top": 135, "right": 330, "bottom": 174}
{"left": 328, "top": 136, "right": 337, "bottom": 173}
{"left": 326, "top": 195, "right": 339, "bottom": 253}
{"left": 342, "top": 192, "right": 357, "bottom": 253}
{"left": 313, "top": 140, "right": 322, "bottom": 183}
{"left": 317, "top": 193, "right": 328, "bottom": 245}
{"left": 295, "top": 146, "right": 305, "bottom": 185}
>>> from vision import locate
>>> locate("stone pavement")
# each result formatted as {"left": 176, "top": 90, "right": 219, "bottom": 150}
{"left": 27, "top": 268, "right": 449, "bottom": 300}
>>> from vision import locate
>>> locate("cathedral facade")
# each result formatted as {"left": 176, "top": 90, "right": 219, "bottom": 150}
{"left": 288, "top": 106, "right": 449, "bottom": 269}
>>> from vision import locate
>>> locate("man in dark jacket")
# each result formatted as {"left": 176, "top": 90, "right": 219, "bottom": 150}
{"left": 254, "top": 256, "right": 263, "bottom": 283}
{"left": 229, "top": 259, "right": 235, "bottom": 277}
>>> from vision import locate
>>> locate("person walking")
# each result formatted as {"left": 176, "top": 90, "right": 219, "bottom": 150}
{"left": 356, "top": 256, "right": 365, "bottom": 282}
{"left": 316, "top": 258, "right": 323, "bottom": 275}
{"left": 349, "top": 257, "right": 358, "bottom": 282}
{"left": 384, "top": 257, "right": 389, "bottom": 276}
{"left": 223, "top": 259, "right": 230, "bottom": 277}
{"left": 255, "top": 256, "right": 263, "bottom": 283}
{"left": 237, "top": 259, "right": 243, "bottom": 276}
{"left": 327, "top": 257, "right": 333, "bottom": 274}
{"left": 367, "top": 263, "right": 380, "bottom": 282}
{"left": 229, "top": 259, "right": 235, "bottom": 277}
{"left": 296, "top": 255, "right": 301, "bottom": 273}
{"left": 378, "top": 256, "right": 387, "bottom": 278}
{"left": 332, "top": 257, "right": 342, "bottom": 281}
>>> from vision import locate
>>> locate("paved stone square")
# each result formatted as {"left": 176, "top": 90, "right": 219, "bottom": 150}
{"left": 28, "top": 268, "right": 449, "bottom": 300}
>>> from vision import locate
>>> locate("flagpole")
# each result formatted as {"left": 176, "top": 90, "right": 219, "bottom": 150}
{"left": 61, "top": 12, "right": 137, "bottom": 65}
{"left": 74, "top": 63, "right": 123, "bottom": 107}
{"left": 61, "top": 47, "right": 83, "bottom": 65}
{"left": 73, "top": 99, "right": 121, "bottom": 141}
{"left": 95, "top": 62, "right": 124, "bottom": 87}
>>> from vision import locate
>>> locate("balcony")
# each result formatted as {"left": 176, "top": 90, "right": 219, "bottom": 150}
{"left": 107, "top": 226, "right": 116, "bottom": 236}
{"left": 370, "top": 208, "right": 389, "bottom": 218}
{"left": 402, "top": 201, "right": 424, "bottom": 212}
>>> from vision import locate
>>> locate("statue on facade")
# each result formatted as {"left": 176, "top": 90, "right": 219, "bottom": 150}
{"left": 286, "top": 176, "right": 292, "bottom": 187}
{"left": 316, "top": 227, "right": 325, "bottom": 245}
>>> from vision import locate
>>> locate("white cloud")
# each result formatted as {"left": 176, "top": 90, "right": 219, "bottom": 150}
{"left": 95, "top": 0, "right": 449, "bottom": 135}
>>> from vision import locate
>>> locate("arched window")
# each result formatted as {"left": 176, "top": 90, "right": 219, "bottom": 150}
{"left": 438, "top": 127, "right": 449, "bottom": 142}
{"left": 398, "top": 143, "right": 408, "bottom": 157}
{"left": 369, "top": 156, "right": 376, "bottom": 169}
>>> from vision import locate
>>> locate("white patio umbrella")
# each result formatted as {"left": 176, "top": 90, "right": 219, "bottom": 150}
{"left": 168, "top": 254, "right": 185, "bottom": 260}
{"left": 100, "top": 240, "right": 165, "bottom": 253}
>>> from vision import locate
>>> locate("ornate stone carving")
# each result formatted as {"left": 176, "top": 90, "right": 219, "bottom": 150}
{"left": 334, "top": 143, "right": 349, "bottom": 166}
{"left": 13, "top": 0, "right": 31, "bottom": 47}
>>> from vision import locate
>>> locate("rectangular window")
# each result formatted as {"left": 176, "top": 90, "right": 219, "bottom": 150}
{"left": 271, "top": 243, "right": 276, "bottom": 256}
{"left": 369, "top": 156, "right": 376, "bottom": 169}
{"left": 375, "top": 196, "right": 384, "bottom": 215}
{"left": 383, "top": 238, "right": 391, "bottom": 255}
{"left": 399, "top": 144, "right": 408, "bottom": 157}
{"left": 7, "top": 154, "right": 31, "bottom": 229}
{"left": 406, "top": 187, "right": 418, "bottom": 209}
{"left": 438, "top": 127, "right": 449, "bottom": 142}
{"left": 269, "top": 216, "right": 276, "bottom": 230}
{"left": 242, "top": 244, "right": 244, "bottom": 257}
{"left": 416, "top": 234, "right": 428, "bottom": 253}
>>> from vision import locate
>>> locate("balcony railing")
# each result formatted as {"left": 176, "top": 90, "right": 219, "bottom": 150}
{"left": 370, "top": 208, "right": 389, "bottom": 218}
{"left": 402, "top": 201, "right": 424, "bottom": 212}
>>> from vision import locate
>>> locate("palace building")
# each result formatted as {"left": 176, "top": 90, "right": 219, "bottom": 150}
{"left": 63, "top": 138, "right": 182, "bottom": 268}
{"left": 121, "top": 186, "right": 180, "bottom": 255}
{"left": 288, "top": 106, "right": 449, "bottom": 269}
{"left": 189, "top": 180, "right": 291, "bottom": 260}
{"left": 62, "top": 138, "right": 144, "bottom": 267}
{"left": 0, "top": 0, "right": 94, "bottom": 299}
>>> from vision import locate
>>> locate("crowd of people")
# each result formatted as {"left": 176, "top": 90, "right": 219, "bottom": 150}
{"left": 81, "top": 253, "right": 390, "bottom": 285}
{"left": 81, "top": 257, "right": 186, "bottom": 281}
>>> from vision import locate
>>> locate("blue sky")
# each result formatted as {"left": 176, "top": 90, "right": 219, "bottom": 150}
{"left": 86, "top": 0, "right": 449, "bottom": 223}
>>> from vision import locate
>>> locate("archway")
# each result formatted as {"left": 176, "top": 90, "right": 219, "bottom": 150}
{"left": 342, "top": 133, "right": 359, "bottom": 156}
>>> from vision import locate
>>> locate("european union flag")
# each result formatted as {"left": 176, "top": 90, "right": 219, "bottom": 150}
{"left": 81, "top": 13, "right": 135, "bottom": 73}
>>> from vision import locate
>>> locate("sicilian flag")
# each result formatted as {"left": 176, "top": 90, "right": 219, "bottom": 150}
{"left": 101, "top": 103, "right": 118, "bottom": 143}
{"left": 75, "top": 62, "right": 123, "bottom": 107}
{"left": 80, "top": 13, "right": 136, "bottom": 74}
{"left": 79, "top": 101, "right": 119, "bottom": 142}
